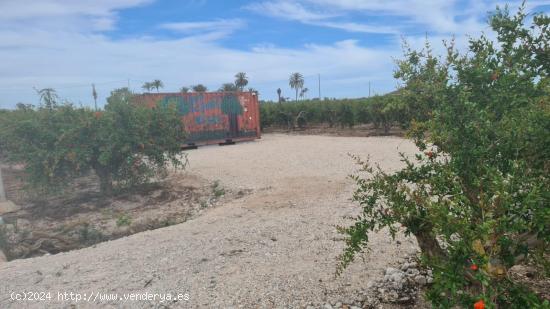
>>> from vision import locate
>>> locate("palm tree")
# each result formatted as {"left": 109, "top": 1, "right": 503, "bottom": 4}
{"left": 289, "top": 72, "right": 304, "bottom": 102}
{"left": 180, "top": 86, "right": 190, "bottom": 93}
{"left": 277, "top": 88, "right": 282, "bottom": 104}
{"left": 192, "top": 84, "right": 207, "bottom": 92}
{"left": 142, "top": 82, "right": 152, "bottom": 93}
{"left": 152, "top": 79, "right": 164, "bottom": 92}
{"left": 219, "top": 83, "right": 237, "bottom": 92}
{"left": 35, "top": 87, "right": 58, "bottom": 109}
{"left": 92, "top": 84, "right": 98, "bottom": 110}
{"left": 299, "top": 87, "right": 309, "bottom": 100}
{"left": 234, "top": 72, "right": 248, "bottom": 91}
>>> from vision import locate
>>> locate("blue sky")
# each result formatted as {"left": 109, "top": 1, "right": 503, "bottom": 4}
{"left": 0, "top": 0, "right": 548, "bottom": 108}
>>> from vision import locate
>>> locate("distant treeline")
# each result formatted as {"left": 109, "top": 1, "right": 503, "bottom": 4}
{"left": 259, "top": 92, "right": 415, "bottom": 133}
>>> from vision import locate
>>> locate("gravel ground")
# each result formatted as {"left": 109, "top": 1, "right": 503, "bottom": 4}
{"left": 0, "top": 134, "right": 420, "bottom": 308}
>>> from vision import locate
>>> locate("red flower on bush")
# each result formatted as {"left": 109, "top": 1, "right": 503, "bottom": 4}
{"left": 470, "top": 264, "right": 478, "bottom": 271}
{"left": 424, "top": 151, "right": 434, "bottom": 159}
{"left": 474, "top": 300, "right": 485, "bottom": 309}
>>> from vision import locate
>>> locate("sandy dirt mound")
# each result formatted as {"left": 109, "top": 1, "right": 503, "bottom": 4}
{"left": 0, "top": 134, "right": 420, "bottom": 308}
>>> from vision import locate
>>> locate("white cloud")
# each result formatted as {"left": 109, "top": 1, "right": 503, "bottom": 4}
{"left": 246, "top": 1, "right": 397, "bottom": 33}
{"left": 246, "top": 1, "right": 335, "bottom": 21}
{"left": 313, "top": 21, "right": 398, "bottom": 34}
{"left": 0, "top": 0, "right": 152, "bottom": 20}
{"left": 2, "top": 0, "right": 548, "bottom": 107}
{"left": 302, "top": 0, "right": 463, "bottom": 32}
{"left": 0, "top": 1, "right": 405, "bottom": 107}
{"left": 92, "top": 17, "right": 118, "bottom": 31}
{"left": 247, "top": 0, "right": 548, "bottom": 36}
{"left": 159, "top": 19, "right": 246, "bottom": 35}
{"left": 0, "top": 0, "right": 153, "bottom": 39}
{"left": 0, "top": 25, "right": 399, "bottom": 106}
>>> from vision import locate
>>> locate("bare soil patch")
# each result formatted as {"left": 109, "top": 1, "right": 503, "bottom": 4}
{"left": 0, "top": 165, "right": 240, "bottom": 261}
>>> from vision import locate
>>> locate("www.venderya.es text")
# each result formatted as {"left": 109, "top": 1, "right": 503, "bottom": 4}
{"left": 10, "top": 291, "right": 190, "bottom": 303}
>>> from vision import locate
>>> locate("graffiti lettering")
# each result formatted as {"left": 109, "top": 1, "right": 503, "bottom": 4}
{"left": 194, "top": 115, "right": 221, "bottom": 125}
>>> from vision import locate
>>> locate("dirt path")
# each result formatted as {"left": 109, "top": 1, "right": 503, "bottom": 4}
{"left": 0, "top": 134, "right": 420, "bottom": 308}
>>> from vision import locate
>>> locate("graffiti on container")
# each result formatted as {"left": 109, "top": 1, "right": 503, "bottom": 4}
{"left": 158, "top": 95, "right": 191, "bottom": 115}
{"left": 138, "top": 91, "right": 259, "bottom": 144}
{"left": 221, "top": 94, "right": 243, "bottom": 115}
{"left": 158, "top": 94, "right": 243, "bottom": 116}
{"left": 195, "top": 115, "right": 221, "bottom": 124}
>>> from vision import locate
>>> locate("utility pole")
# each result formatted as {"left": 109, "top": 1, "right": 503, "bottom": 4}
{"left": 369, "top": 81, "right": 371, "bottom": 97}
{"left": 318, "top": 74, "right": 321, "bottom": 100}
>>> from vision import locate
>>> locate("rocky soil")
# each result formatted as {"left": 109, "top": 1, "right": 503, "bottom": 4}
{"left": 0, "top": 134, "right": 424, "bottom": 308}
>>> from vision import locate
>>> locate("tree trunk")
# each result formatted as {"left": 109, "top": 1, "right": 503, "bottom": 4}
{"left": 95, "top": 167, "right": 113, "bottom": 196}
{"left": 384, "top": 124, "right": 390, "bottom": 135}
{"left": 413, "top": 229, "right": 446, "bottom": 260}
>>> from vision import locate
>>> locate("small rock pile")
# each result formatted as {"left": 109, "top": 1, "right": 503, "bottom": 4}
{"left": 362, "top": 254, "right": 432, "bottom": 308}
{"left": 307, "top": 255, "right": 433, "bottom": 309}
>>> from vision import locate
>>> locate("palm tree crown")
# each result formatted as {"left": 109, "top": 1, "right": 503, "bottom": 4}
{"left": 152, "top": 79, "right": 164, "bottom": 92}
{"left": 234, "top": 72, "right": 249, "bottom": 91}
{"left": 192, "top": 84, "right": 208, "bottom": 92}
{"left": 142, "top": 82, "right": 152, "bottom": 93}
{"left": 289, "top": 72, "right": 304, "bottom": 102}
{"left": 219, "top": 83, "right": 237, "bottom": 92}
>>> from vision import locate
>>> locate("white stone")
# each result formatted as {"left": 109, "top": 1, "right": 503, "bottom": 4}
{"left": 414, "top": 275, "right": 427, "bottom": 285}
{"left": 389, "top": 272, "right": 405, "bottom": 283}
{"left": 385, "top": 267, "right": 399, "bottom": 275}
{"left": 406, "top": 268, "right": 420, "bottom": 276}
{"left": 0, "top": 201, "right": 19, "bottom": 215}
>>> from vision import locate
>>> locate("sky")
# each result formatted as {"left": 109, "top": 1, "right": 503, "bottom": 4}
{"left": 0, "top": 0, "right": 549, "bottom": 108}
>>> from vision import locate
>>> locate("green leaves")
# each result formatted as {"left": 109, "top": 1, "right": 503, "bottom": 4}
{"left": 260, "top": 94, "right": 411, "bottom": 131}
{"left": 0, "top": 87, "right": 187, "bottom": 196}
{"left": 341, "top": 4, "right": 549, "bottom": 308}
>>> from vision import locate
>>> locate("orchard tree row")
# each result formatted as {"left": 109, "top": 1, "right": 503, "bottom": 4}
{"left": 0, "top": 88, "right": 187, "bottom": 196}
{"left": 260, "top": 94, "right": 409, "bottom": 133}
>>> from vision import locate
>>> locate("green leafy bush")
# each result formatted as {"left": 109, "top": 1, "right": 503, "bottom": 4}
{"left": 0, "top": 87, "right": 187, "bottom": 196}
{"left": 340, "top": 5, "right": 549, "bottom": 308}
{"left": 260, "top": 93, "right": 412, "bottom": 132}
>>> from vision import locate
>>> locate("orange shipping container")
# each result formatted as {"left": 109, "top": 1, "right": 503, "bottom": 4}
{"left": 134, "top": 92, "right": 261, "bottom": 146}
